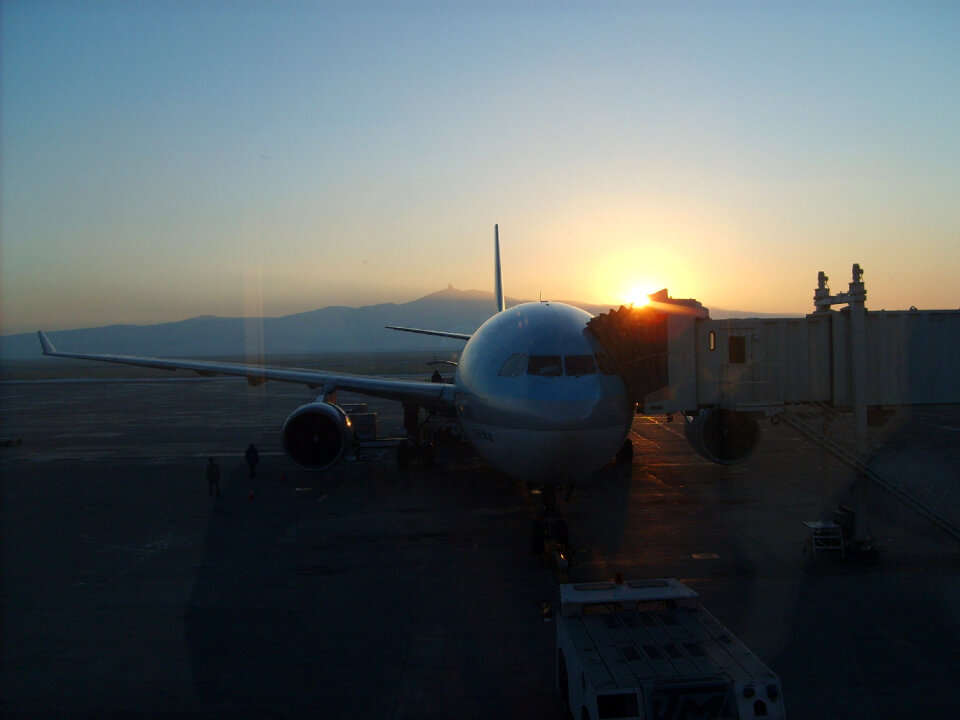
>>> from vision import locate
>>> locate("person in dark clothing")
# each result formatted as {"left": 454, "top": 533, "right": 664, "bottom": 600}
{"left": 206, "top": 458, "right": 220, "bottom": 496}
{"left": 245, "top": 443, "right": 260, "bottom": 478}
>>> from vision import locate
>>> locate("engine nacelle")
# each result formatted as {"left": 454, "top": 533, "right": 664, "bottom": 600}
{"left": 683, "top": 408, "right": 761, "bottom": 464}
{"left": 281, "top": 402, "right": 354, "bottom": 471}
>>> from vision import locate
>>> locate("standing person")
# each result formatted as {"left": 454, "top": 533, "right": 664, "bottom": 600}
{"left": 206, "top": 458, "right": 220, "bottom": 497}
{"left": 245, "top": 443, "right": 260, "bottom": 478}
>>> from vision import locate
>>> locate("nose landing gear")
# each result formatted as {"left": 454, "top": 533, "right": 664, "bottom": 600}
{"left": 531, "top": 485, "right": 572, "bottom": 573}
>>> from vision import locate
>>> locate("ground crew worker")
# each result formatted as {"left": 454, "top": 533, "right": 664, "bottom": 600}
{"left": 245, "top": 443, "right": 260, "bottom": 478}
{"left": 206, "top": 457, "right": 220, "bottom": 496}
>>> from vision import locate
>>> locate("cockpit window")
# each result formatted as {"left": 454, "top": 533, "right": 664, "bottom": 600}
{"left": 498, "top": 353, "right": 527, "bottom": 377}
{"left": 595, "top": 351, "right": 617, "bottom": 375}
{"left": 528, "top": 355, "right": 563, "bottom": 377}
{"left": 564, "top": 355, "right": 597, "bottom": 376}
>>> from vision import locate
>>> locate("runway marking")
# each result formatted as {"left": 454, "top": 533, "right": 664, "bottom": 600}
{"left": 633, "top": 414, "right": 687, "bottom": 440}
{"left": 692, "top": 553, "right": 720, "bottom": 560}
{"left": 80, "top": 531, "right": 192, "bottom": 557}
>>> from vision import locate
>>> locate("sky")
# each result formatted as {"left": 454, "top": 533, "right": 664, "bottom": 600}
{"left": 2, "top": 1, "right": 959, "bottom": 334}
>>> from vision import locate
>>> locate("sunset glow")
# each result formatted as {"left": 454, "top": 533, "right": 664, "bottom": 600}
{"left": 2, "top": 4, "right": 959, "bottom": 335}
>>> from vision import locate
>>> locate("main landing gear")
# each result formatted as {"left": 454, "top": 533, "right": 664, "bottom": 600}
{"left": 396, "top": 402, "right": 448, "bottom": 470}
{"left": 396, "top": 438, "right": 434, "bottom": 469}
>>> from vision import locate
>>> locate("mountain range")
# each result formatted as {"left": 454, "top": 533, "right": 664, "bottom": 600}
{"left": 0, "top": 287, "right": 795, "bottom": 360}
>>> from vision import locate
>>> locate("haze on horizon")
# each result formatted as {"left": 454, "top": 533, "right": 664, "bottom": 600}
{"left": 3, "top": 2, "right": 959, "bottom": 335}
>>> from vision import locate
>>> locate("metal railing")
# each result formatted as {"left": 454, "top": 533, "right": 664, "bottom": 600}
{"left": 780, "top": 403, "right": 960, "bottom": 540}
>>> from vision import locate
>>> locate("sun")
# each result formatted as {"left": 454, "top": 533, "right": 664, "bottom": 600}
{"left": 622, "top": 285, "right": 653, "bottom": 308}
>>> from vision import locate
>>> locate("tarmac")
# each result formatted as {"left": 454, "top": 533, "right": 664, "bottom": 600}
{"left": 2, "top": 376, "right": 959, "bottom": 719}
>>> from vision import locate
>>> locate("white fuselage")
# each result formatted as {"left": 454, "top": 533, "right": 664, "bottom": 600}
{"left": 454, "top": 302, "right": 635, "bottom": 485}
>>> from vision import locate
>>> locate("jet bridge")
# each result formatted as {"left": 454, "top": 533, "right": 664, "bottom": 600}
{"left": 587, "top": 266, "right": 960, "bottom": 538}
{"left": 588, "top": 269, "right": 960, "bottom": 416}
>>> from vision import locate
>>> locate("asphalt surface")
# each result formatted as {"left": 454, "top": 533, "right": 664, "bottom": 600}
{"left": 2, "top": 377, "right": 959, "bottom": 719}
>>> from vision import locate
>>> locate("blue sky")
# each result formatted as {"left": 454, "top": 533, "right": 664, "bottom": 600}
{"left": 3, "top": 1, "right": 959, "bottom": 333}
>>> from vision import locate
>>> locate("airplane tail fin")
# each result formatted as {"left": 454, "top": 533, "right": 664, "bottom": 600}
{"left": 38, "top": 330, "right": 57, "bottom": 355}
{"left": 494, "top": 224, "right": 505, "bottom": 313}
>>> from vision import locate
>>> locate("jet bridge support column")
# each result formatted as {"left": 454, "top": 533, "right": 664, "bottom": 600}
{"left": 814, "top": 264, "right": 871, "bottom": 547}
{"left": 848, "top": 266, "right": 868, "bottom": 456}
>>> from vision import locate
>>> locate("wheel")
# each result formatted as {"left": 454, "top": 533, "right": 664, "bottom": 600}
{"left": 616, "top": 438, "right": 633, "bottom": 464}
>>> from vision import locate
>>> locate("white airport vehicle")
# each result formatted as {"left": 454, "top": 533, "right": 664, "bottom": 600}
{"left": 555, "top": 579, "right": 785, "bottom": 720}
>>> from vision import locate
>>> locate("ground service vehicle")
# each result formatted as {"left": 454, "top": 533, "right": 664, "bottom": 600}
{"left": 555, "top": 579, "right": 785, "bottom": 720}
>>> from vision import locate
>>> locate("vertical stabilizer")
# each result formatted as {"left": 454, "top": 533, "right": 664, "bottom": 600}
{"left": 494, "top": 224, "right": 505, "bottom": 313}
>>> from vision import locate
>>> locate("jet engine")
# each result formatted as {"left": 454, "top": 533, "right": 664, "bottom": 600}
{"left": 683, "top": 408, "right": 761, "bottom": 465}
{"left": 281, "top": 402, "right": 354, "bottom": 471}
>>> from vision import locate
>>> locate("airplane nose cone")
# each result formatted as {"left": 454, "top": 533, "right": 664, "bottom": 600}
{"left": 523, "top": 378, "right": 632, "bottom": 432}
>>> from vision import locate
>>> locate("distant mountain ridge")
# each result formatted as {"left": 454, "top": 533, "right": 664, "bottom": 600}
{"left": 0, "top": 288, "right": 797, "bottom": 359}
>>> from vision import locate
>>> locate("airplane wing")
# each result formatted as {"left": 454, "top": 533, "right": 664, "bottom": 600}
{"left": 37, "top": 331, "right": 456, "bottom": 410}
{"left": 384, "top": 325, "right": 472, "bottom": 341}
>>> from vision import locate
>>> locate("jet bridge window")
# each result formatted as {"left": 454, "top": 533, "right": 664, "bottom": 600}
{"left": 528, "top": 355, "right": 563, "bottom": 377}
{"left": 498, "top": 353, "right": 527, "bottom": 377}
{"left": 564, "top": 355, "right": 597, "bottom": 376}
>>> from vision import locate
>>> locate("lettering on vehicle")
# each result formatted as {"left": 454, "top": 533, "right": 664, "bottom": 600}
{"left": 472, "top": 428, "right": 495, "bottom": 442}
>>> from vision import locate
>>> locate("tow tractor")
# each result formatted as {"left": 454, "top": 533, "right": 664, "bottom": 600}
{"left": 555, "top": 578, "right": 785, "bottom": 720}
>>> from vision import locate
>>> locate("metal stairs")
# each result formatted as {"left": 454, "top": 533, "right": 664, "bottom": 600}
{"left": 779, "top": 403, "right": 960, "bottom": 540}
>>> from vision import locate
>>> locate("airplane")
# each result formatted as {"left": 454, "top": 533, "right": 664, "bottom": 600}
{"left": 37, "top": 226, "right": 637, "bottom": 502}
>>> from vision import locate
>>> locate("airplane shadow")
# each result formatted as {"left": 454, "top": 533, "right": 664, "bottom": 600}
{"left": 181, "top": 444, "right": 561, "bottom": 718}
